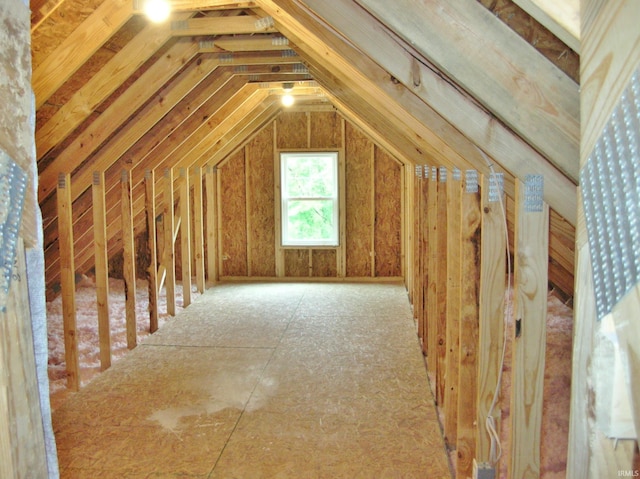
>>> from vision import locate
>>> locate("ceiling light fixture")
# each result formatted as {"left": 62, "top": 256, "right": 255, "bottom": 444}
{"left": 281, "top": 82, "right": 295, "bottom": 107}
{"left": 144, "top": 0, "right": 170, "bottom": 23}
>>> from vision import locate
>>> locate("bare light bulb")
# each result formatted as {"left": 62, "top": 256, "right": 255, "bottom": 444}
{"left": 281, "top": 93, "right": 295, "bottom": 107}
{"left": 144, "top": 0, "right": 170, "bottom": 23}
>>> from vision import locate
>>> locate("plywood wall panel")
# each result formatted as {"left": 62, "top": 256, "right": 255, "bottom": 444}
{"left": 220, "top": 150, "right": 248, "bottom": 276}
{"left": 276, "top": 111, "right": 308, "bottom": 149}
{"left": 284, "top": 249, "right": 309, "bottom": 277}
{"left": 310, "top": 111, "right": 341, "bottom": 148}
{"left": 374, "top": 147, "right": 402, "bottom": 276}
{"left": 345, "top": 123, "right": 373, "bottom": 277}
{"left": 211, "top": 114, "right": 402, "bottom": 282}
{"left": 312, "top": 249, "right": 338, "bottom": 277}
{"left": 247, "top": 127, "right": 276, "bottom": 276}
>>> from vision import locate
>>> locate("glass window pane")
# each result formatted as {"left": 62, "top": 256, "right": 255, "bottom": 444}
{"left": 285, "top": 155, "right": 335, "bottom": 198}
{"left": 286, "top": 199, "right": 336, "bottom": 242}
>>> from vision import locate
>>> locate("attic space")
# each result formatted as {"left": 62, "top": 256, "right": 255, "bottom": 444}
{"left": 1, "top": 0, "right": 639, "bottom": 478}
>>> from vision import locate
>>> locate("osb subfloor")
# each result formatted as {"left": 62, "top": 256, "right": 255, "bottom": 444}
{"left": 52, "top": 282, "right": 451, "bottom": 479}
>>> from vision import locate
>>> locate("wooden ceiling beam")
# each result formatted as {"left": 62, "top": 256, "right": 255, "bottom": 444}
{"left": 512, "top": 0, "right": 580, "bottom": 53}
{"left": 40, "top": 57, "right": 232, "bottom": 249}
{"left": 203, "top": 34, "right": 291, "bottom": 52}
{"left": 45, "top": 77, "right": 258, "bottom": 284}
{"left": 298, "top": 0, "right": 577, "bottom": 225}
{"left": 169, "top": 15, "right": 277, "bottom": 35}
{"left": 255, "top": 1, "right": 476, "bottom": 170}
{"left": 36, "top": 12, "right": 192, "bottom": 160}
{"left": 38, "top": 39, "right": 200, "bottom": 206}
{"left": 33, "top": 0, "right": 133, "bottom": 109}
{"left": 136, "top": 0, "right": 258, "bottom": 11}
{"left": 352, "top": 0, "right": 579, "bottom": 183}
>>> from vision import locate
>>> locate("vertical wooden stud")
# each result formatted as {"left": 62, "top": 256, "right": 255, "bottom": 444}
{"left": 338, "top": 142, "right": 347, "bottom": 277}
{"left": 399, "top": 160, "right": 406, "bottom": 279}
{"left": 436, "top": 167, "right": 448, "bottom": 406}
{"left": 245, "top": 148, "right": 253, "bottom": 277}
{"left": 420, "top": 168, "right": 429, "bottom": 355}
{"left": 508, "top": 177, "right": 549, "bottom": 479}
{"left": 414, "top": 167, "right": 423, "bottom": 340}
{"left": 370, "top": 144, "right": 376, "bottom": 277}
{"left": 216, "top": 166, "right": 224, "bottom": 279}
{"left": 567, "top": 225, "right": 596, "bottom": 479}
{"left": 444, "top": 169, "right": 461, "bottom": 443}
{"left": 205, "top": 165, "right": 218, "bottom": 285}
{"left": 92, "top": 171, "right": 111, "bottom": 369}
{"left": 456, "top": 170, "right": 482, "bottom": 479}
{"left": 179, "top": 168, "right": 191, "bottom": 308}
{"left": 121, "top": 169, "right": 137, "bottom": 350}
{"left": 192, "top": 166, "right": 205, "bottom": 293}
{"left": 412, "top": 169, "right": 418, "bottom": 321}
{"left": 427, "top": 167, "right": 438, "bottom": 379}
{"left": 0, "top": 239, "right": 48, "bottom": 476}
{"left": 163, "top": 168, "right": 176, "bottom": 316}
{"left": 274, "top": 122, "right": 285, "bottom": 277}
{"left": 144, "top": 170, "right": 159, "bottom": 333}
{"left": 477, "top": 173, "right": 507, "bottom": 462}
{"left": 0, "top": 380, "right": 13, "bottom": 478}
{"left": 57, "top": 173, "right": 80, "bottom": 391}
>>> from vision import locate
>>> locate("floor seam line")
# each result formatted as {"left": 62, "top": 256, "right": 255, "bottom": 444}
{"left": 207, "top": 292, "right": 306, "bottom": 478}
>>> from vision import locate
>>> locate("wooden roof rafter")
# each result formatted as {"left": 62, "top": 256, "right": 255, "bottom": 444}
{"left": 291, "top": 0, "right": 577, "bottom": 224}
{"left": 352, "top": 0, "right": 580, "bottom": 183}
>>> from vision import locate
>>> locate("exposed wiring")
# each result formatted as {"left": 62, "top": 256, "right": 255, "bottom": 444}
{"left": 476, "top": 147, "right": 513, "bottom": 467}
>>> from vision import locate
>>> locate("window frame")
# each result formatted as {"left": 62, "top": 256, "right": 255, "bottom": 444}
{"left": 280, "top": 151, "right": 340, "bottom": 247}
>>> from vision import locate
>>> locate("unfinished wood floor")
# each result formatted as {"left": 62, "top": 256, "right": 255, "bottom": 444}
{"left": 52, "top": 282, "right": 451, "bottom": 478}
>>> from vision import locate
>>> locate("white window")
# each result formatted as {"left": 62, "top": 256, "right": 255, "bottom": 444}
{"left": 281, "top": 152, "right": 339, "bottom": 246}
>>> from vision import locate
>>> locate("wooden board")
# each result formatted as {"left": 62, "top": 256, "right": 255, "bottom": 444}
{"left": 178, "top": 168, "right": 192, "bottom": 307}
{"left": 121, "top": 170, "right": 137, "bottom": 350}
{"left": 426, "top": 168, "right": 438, "bottom": 375}
{"left": 291, "top": 0, "right": 578, "bottom": 225}
{"left": 508, "top": 180, "right": 549, "bottom": 479}
{"left": 374, "top": 147, "right": 401, "bottom": 277}
{"left": 443, "top": 173, "right": 461, "bottom": 444}
{"left": 419, "top": 172, "right": 429, "bottom": 355}
{"left": 355, "top": 0, "right": 579, "bottom": 180}
{"left": 581, "top": 0, "right": 640, "bottom": 164}
{"left": 276, "top": 111, "right": 308, "bottom": 149}
{"left": 163, "top": 168, "right": 176, "bottom": 316}
{"left": 205, "top": 166, "right": 219, "bottom": 284}
{"left": 435, "top": 170, "right": 448, "bottom": 406}
{"left": 144, "top": 170, "right": 159, "bottom": 332}
{"left": 456, "top": 173, "right": 482, "bottom": 479}
{"left": 247, "top": 127, "right": 276, "bottom": 276}
{"left": 219, "top": 150, "right": 248, "bottom": 276}
{"left": 192, "top": 167, "right": 205, "bottom": 293}
{"left": 0, "top": 239, "right": 48, "bottom": 477}
{"left": 345, "top": 122, "right": 373, "bottom": 277}
{"left": 57, "top": 173, "right": 80, "bottom": 391}
{"left": 311, "top": 249, "right": 338, "bottom": 277}
{"left": 411, "top": 170, "right": 421, "bottom": 331}
{"left": 476, "top": 174, "right": 507, "bottom": 462}
{"left": 91, "top": 171, "right": 111, "bottom": 369}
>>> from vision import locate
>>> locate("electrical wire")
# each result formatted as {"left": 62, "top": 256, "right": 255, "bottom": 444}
{"left": 475, "top": 147, "right": 513, "bottom": 467}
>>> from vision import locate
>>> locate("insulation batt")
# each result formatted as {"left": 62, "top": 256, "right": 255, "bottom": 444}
{"left": 47, "top": 276, "right": 198, "bottom": 408}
